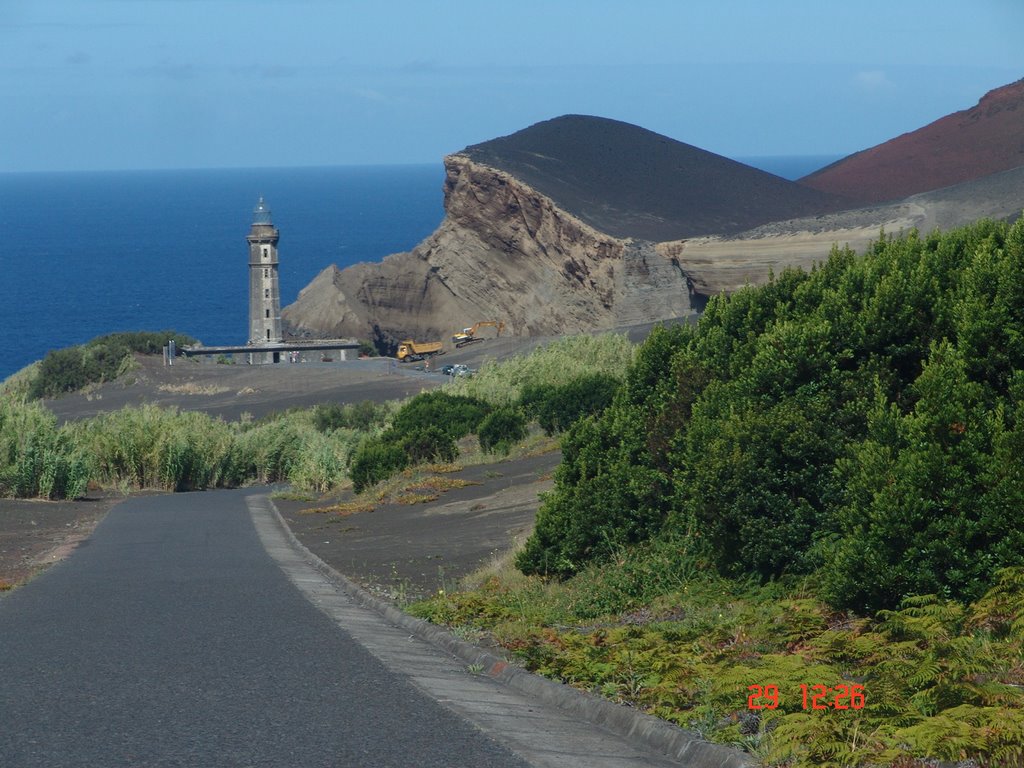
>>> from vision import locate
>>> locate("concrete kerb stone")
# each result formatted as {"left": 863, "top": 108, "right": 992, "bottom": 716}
{"left": 263, "top": 494, "right": 752, "bottom": 768}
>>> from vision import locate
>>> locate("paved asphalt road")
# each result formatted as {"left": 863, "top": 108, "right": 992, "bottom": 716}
{"left": 0, "top": 489, "right": 533, "bottom": 767}
{"left": 1, "top": 490, "right": 694, "bottom": 768}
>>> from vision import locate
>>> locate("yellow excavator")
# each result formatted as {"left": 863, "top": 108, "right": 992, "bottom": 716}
{"left": 452, "top": 321, "right": 505, "bottom": 348}
{"left": 396, "top": 339, "right": 444, "bottom": 362}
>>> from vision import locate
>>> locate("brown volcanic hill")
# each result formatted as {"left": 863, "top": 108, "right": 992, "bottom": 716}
{"left": 459, "top": 115, "right": 848, "bottom": 240}
{"left": 800, "top": 78, "right": 1024, "bottom": 204}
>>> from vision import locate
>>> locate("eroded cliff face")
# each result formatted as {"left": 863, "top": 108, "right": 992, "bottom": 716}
{"left": 282, "top": 155, "right": 695, "bottom": 347}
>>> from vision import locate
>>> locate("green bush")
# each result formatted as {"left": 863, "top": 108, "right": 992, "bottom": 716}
{"left": 478, "top": 408, "right": 528, "bottom": 454}
{"left": 818, "top": 349, "right": 1024, "bottom": 612}
{"left": 28, "top": 347, "right": 98, "bottom": 399}
{"left": 390, "top": 391, "right": 491, "bottom": 440}
{"left": 28, "top": 330, "right": 197, "bottom": 399}
{"left": 516, "top": 218, "right": 1024, "bottom": 612}
{"left": 312, "top": 401, "right": 391, "bottom": 433}
{"left": 349, "top": 437, "right": 410, "bottom": 493}
{"left": 517, "top": 383, "right": 558, "bottom": 420}
{"left": 399, "top": 425, "right": 457, "bottom": 464}
{"left": 516, "top": 411, "right": 670, "bottom": 576}
{"left": 524, "top": 373, "right": 620, "bottom": 436}
{"left": 339, "top": 392, "right": 492, "bottom": 492}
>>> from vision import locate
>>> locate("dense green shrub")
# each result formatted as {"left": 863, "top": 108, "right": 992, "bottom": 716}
{"left": 516, "top": 409, "right": 671, "bottom": 576}
{"left": 312, "top": 401, "right": 391, "bottom": 433}
{"left": 399, "top": 425, "right": 457, "bottom": 464}
{"left": 28, "top": 330, "right": 197, "bottom": 399}
{"left": 516, "top": 326, "right": 694, "bottom": 577}
{"left": 28, "top": 347, "right": 98, "bottom": 399}
{"left": 518, "top": 218, "right": 1024, "bottom": 611}
{"left": 349, "top": 437, "right": 409, "bottom": 494}
{"left": 523, "top": 373, "right": 620, "bottom": 435}
{"left": 818, "top": 350, "right": 1024, "bottom": 612}
{"left": 91, "top": 330, "right": 197, "bottom": 356}
{"left": 517, "top": 383, "right": 558, "bottom": 420}
{"left": 389, "top": 391, "right": 491, "bottom": 440}
{"left": 477, "top": 408, "right": 528, "bottom": 454}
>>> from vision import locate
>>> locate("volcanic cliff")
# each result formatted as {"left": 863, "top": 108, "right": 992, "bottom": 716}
{"left": 282, "top": 116, "right": 847, "bottom": 348}
{"left": 283, "top": 92, "right": 1024, "bottom": 348}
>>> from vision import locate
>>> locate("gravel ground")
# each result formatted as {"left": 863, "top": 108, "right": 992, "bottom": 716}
{"left": 276, "top": 450, "right": 561, "bottom": 601}
{"left": 0, "top": 493, "right": 123, "bottom": 589}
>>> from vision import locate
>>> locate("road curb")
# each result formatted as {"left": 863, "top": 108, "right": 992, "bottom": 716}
{"left": 264, "top": 495, "right": 752, "bottom": 768}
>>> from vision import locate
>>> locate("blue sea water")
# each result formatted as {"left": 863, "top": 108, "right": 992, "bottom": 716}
{"left": 737, "top": 155, "right": 843, "bottom": 180}
{"left": 0, "top": 165, "right": 446, "bottom": 381}
{"left": 0, "top": 155, "right": 838, "bottom": 383}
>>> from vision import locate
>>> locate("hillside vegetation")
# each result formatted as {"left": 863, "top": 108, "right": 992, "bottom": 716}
{"left": 522, "top": 217, "right": 1024, "bottom": 615}
{"left": 413, "top": 217, "right": 1024, "bottom": 766}
{"left": 23, "top": 331, "right": 197, "bottom": 400}
{"left": 0, "top": 334, "right": 630, "bottom": 500}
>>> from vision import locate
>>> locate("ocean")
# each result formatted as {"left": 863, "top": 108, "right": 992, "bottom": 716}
{"left": 0, "top": 156, "right": 836, "bottom": 383}
{"left": 0, "top": 165, "right": 446, "bottom": 381}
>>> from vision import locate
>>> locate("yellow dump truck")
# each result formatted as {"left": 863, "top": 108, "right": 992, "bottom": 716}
{"left": 396, "top": 339, "right": 444, "bottom": 362}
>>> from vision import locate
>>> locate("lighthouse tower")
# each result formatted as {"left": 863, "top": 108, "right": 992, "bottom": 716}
{"left": 247, "top": 197, "right": 282, "bottom": 363}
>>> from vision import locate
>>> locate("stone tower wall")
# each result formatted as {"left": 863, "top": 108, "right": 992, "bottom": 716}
{"left": 247, "top": 215, "right": 282, "bottom": 361}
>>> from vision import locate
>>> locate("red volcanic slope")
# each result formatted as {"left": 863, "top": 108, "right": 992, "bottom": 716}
{"left": 801, "top": 78, "right": 1024, "bottom": 204}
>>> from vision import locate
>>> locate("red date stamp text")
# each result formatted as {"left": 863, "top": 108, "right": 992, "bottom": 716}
{"left": 747, "top": 683, "right": 865, "bottom": 711}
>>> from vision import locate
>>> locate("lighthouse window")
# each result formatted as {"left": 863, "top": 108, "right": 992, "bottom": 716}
{"left": 265, "top": 309, "right": 270, "bottom": 318}
{"left": 264, "top": 268, "right": 269, "bottom": 278}
{"left": 266, "top": 329, "right": 271, "bottom": 340}
{"left": 262, "top": 247, "right": 269, "bottom": 259}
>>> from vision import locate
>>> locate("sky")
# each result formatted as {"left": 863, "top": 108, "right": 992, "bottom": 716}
{"left": 2, "top": 0, "right": 1023, "bottom": 173}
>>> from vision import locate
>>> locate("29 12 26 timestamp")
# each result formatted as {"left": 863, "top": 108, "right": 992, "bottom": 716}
{"left": 747, "top": 683, "right": 866, "bottom": 711}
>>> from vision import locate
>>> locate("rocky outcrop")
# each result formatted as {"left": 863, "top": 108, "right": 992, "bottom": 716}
{"left": 284, "top": 97, "right": 1024, "bottom": 348}
{"left": 283, "top": 155, "right": 696, "bottom": 348}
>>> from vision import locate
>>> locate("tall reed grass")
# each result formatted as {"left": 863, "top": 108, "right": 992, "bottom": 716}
{"left": 0, "top": 398, "right": 90, "bottom": 499}
{"left": 0, "top": 401, "right": 368, "bottom": 497}
{"left": 68, "top": 405, "right": 236, "bottom": 491}
{"left": 449, "top": 333, "right": 635, "bottom": 405}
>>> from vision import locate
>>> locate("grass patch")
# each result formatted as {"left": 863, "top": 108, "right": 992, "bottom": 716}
{"left": 395, "top": 492, "right": 441, "bottom": 505}
{"left": 158, "top": 383, "right": 231, "bottom": 395}
{"left": 270, "top": 489, "right": 318, "bottom": 502}
{"left": 302, "top": 499, "right": 377, "bottom": 516}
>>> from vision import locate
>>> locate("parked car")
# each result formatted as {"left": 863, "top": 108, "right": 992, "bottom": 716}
{"left": 440, "top": 364, "right": 455, "bottom": 376}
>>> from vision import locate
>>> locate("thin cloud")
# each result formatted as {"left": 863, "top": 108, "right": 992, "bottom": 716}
{"left": 853, "top": 70, "right": 896, "bottom": 92}
{"left": 352, "top": 87, "right": 388, "bottom": 103}
{"left": 133, "top": 61, "right": 199, "bottom": 81}
{"left": 66, "top": 51, "right": 92, "bottom": 66}
{"left": 260, "top": 65, "right": 299, "bottom": 80}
